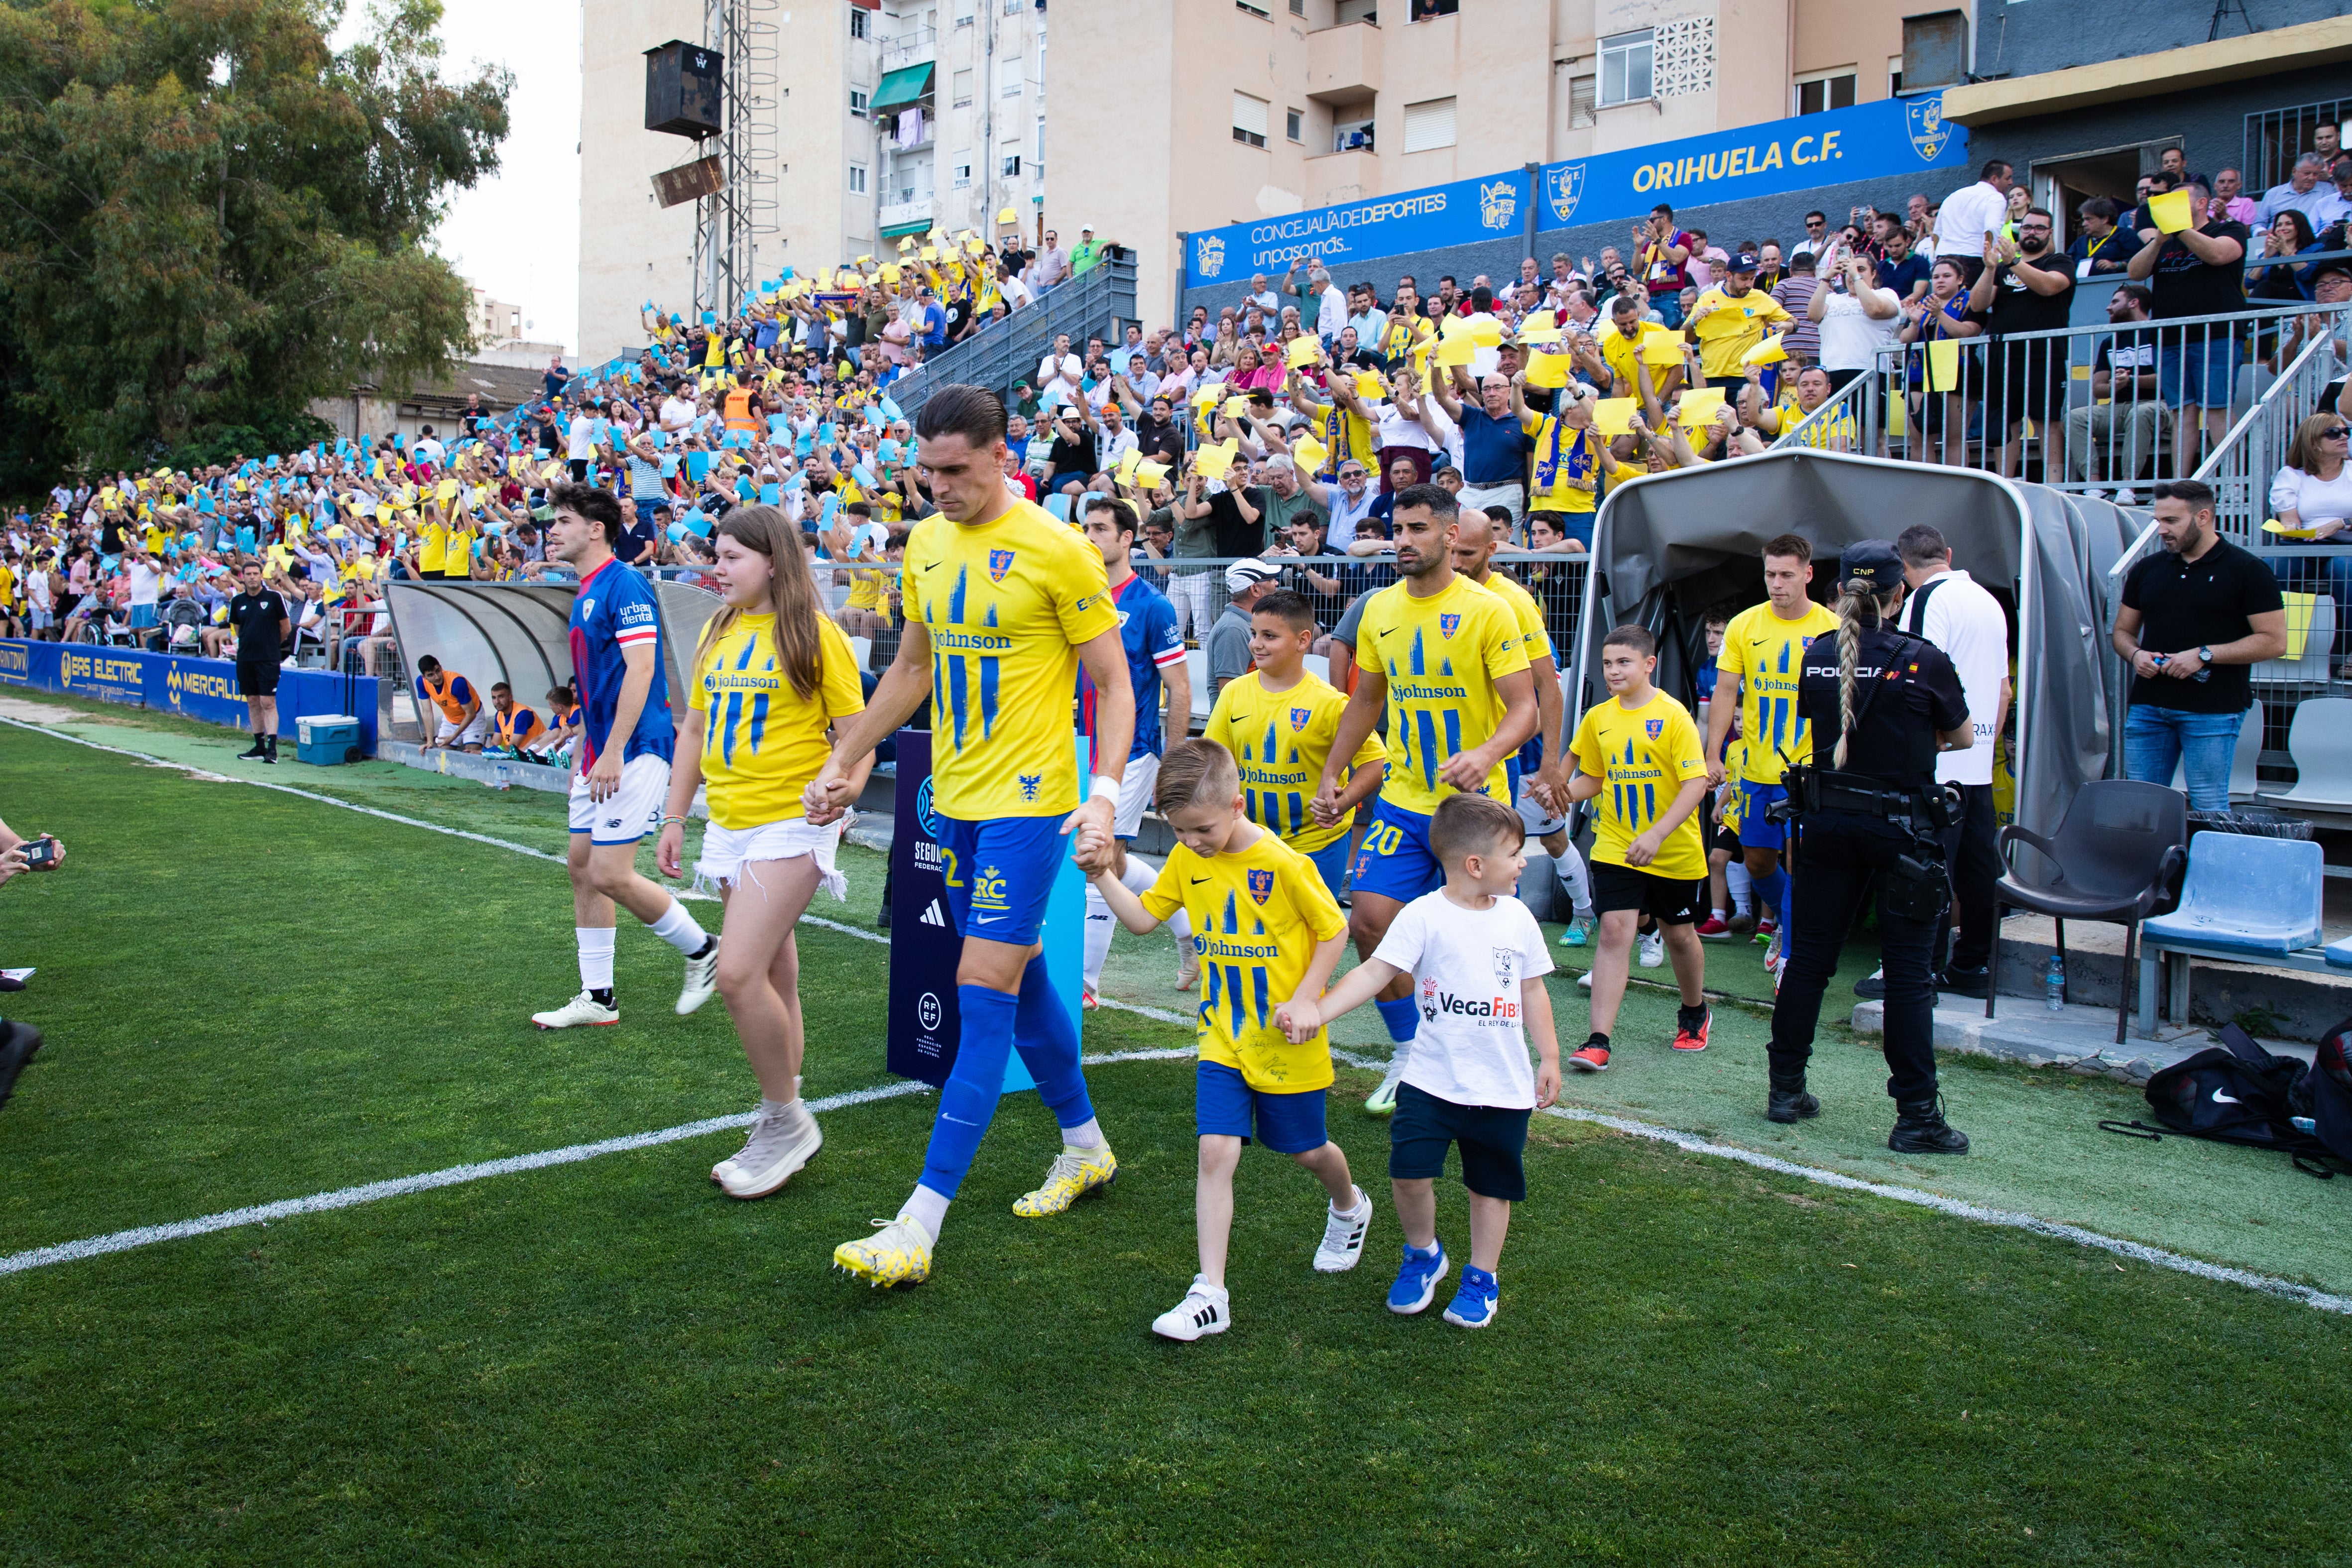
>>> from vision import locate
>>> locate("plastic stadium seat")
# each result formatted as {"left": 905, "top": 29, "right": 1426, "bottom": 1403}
{"left": 1044, "top": 493, "right": 1071, "bottom": 522}
{"left": 1186, "top": 648, "right": 1210, "bottom": 720}
{"left": 848, "top": 636, "right": 873, "bottom": 673}
{"left": 2141, "top": 833, "right": 2325, "bottom": 959}
{"left": 2257, "top": 696, "right": 2352, "bottom": 812}
{"left": 1989, "top": 780, "right": 2186, "bottom": 1044}
{"left": 2327, "top": 933, "right": 2352, "bottom": 972}
{"left": 2252, "top": 596, "right": 2333, "bottom": 684}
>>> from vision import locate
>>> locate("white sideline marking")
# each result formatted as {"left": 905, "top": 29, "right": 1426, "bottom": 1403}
{"left": 12, "top": 712, "right": 2348, "bottom": 1315}
{"left": 0, "top": 1048, "right": 1194, "bottom": 1277}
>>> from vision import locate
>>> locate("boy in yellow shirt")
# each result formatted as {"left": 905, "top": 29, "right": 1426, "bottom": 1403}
{"left": 1565, "top": 625, "right": 1712, "bottom": 1071}
{"left": 1088, "top": 739, "right": 1368, "bottom": 1342}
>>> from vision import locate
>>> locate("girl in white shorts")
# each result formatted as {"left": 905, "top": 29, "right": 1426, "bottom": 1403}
{"left": 657, "top": 504, "right": 873, "bottom": 1199}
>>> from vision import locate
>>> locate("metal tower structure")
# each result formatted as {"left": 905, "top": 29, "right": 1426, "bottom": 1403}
{"left": 692, "top": 0, "right": 780, "bottom": 319}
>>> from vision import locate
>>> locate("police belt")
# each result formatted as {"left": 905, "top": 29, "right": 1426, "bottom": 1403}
{"left": 1783, "top": 765, "right": 1953, "bottom": 831}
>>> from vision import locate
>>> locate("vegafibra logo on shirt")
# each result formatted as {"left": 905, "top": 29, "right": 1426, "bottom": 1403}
{"left": 1420, "top": 975, "right": 1522, "bottom": 1025}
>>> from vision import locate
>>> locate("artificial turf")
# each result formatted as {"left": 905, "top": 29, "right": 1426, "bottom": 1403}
{"left": 2, "top": 712, "right": 2350, "bottom": 1564}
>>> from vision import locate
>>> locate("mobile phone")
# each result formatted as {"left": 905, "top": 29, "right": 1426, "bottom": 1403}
{"left": 23, "top": 837, "right": 56, "bottom": 867}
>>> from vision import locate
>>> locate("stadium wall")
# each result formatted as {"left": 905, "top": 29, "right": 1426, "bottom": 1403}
{"left": 0, "top": 642, "right": 379, "bottom": 754}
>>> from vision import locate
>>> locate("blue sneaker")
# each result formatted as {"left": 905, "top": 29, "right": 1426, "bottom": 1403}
{"left": 1442, "top": 1265, "right": 1499, "bottom": 1328}
{"left": 1556, "top": 919, "right": 1590, "bottom": 948}
{"left": 1387, "top": 1241, "right": 1448, "bottom": 1315}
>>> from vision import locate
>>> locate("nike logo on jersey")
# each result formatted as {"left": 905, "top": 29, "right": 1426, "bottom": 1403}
{"left": 1190, "top": 877, "right": 1210, "bottom": 885}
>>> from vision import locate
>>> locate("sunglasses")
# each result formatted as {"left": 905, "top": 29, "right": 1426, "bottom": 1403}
{"left": 2325, "top": 426, "right": 2352, "bottom": 438}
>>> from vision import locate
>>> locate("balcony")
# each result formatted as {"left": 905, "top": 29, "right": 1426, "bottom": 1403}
{"left": 880, "top": 28, "right": 936, "bottom": 74}
{"left": 878, "top": 195, "right": 936, "bottom": 237}
{"left": 1304, "top": 146, "right": 1379, "bottom": 206}
{"left": 1306, "top": 19, "right": 1380, "bottom": 105}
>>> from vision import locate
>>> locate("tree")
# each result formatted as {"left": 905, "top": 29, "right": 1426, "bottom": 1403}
{"left": 0, "top": 0, "right": 512, "bottom": 492}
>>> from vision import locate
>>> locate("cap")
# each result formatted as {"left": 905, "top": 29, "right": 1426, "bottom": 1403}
{"left": 1080, "top": 223, "right": 1095, "bottom": 232}
{"left": 1225, "top": 558, "right": 1282, "bottom": 593}
{"left": 1837, "top": 539, "right": 1904, "bottom": 592}
{"left": 1728, "top": 251, "right": 1762, "bottom": 273}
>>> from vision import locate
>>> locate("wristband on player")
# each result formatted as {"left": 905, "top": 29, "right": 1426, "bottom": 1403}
{"left": 660, "top": 814, "right": 687, "bottom": 827}
{"left": 1090, "top": 774, "right": 1121, "bottom": 804}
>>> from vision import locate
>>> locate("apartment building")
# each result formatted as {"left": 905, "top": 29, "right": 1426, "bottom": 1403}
{"left": 1050, "top": 0, "right": 1969, "bottom": 320}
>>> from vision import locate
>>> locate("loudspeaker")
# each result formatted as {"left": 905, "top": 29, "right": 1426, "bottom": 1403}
{"left": 644, "top": 40, "right": 723, "bottom": 139}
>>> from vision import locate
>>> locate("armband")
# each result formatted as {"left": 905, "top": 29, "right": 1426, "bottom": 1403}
{"left": 659, "top": 814, "right": 687, "bottom": 827}
{"left": 1090, "top": 774, "right": 1121, "bottom": 805}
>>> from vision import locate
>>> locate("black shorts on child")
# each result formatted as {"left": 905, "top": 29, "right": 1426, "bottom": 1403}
{"left": 1590, "top": 861, "right": 1705, "bottom": 925}
{"left": 1389, "top": 1081, "right": 1530, "bottom": 1202}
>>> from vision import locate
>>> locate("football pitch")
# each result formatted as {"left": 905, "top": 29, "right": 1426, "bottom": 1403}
{"left": 2, "top": 700, "right": 2349, "bottom": 1565}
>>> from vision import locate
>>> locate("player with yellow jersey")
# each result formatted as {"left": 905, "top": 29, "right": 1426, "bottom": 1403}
{"left": 1090, "top": 739, "right": 1368, "bottom": 1341}
{"left": 1704, "top": 533, "right": 1839, "bottom": 953}
{"left": 1318, "top": 484, "right": 1538, "bottom": 1115}
{"left": 1200, "top": 589, "right": 1386, "bottom": 899}
{"left": 804, "top": 385, "right": 1136, "bottom": 1289}
{"left": 1566, "top": 626, "right": 1714, "bottom": 1071}
{"left": 656, "top": 504, "right": 871, "bottom": 1202}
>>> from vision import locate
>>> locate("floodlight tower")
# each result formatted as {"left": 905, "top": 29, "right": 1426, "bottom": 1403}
{"left": 644, "top": 0, "right": 778, "bottom": 322}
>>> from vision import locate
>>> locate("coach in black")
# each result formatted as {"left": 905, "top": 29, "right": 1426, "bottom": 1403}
{"left": 226, "top": 561, "right": 291, "bottom": 765}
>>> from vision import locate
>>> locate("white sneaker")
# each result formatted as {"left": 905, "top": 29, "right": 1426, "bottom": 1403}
{"left": 2115, "top": 487, "right": 2138, "bottom": 507}
{"left": 676, "top": 942, "right": 719, "bottom": 1015}
{"left": 1364, "top": 1059, "right": 1408, "bottom": 1115}
{"left": 1577, "top": 968, "right": 1594, "bottom": 990}
{"left": 1151, "top": 1275, "right": 1231, "bottom": 1341}
{"left": 1314, "top": 1187, "right": 1373, "bottom": 1272}
{"left": 532, "top": 990, "right": 618, "bottom": 1029}
{"left": 711, "top": 1102, "right": 823, "bottom": 1198}
{"left": 1639, "top": 929, "right": 1665, "bottom": 968}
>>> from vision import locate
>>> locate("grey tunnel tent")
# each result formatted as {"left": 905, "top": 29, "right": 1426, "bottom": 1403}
{"left": 1566, "top": 449, "right": 2144, "bottom": 838}
{"left": 382, "top": 579, "right": 722, "bottom": 735}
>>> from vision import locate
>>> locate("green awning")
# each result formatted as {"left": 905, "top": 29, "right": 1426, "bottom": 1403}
{"left": 869, "top": 62, "right": 934, "bottom": 115}
{"left": 879, "top": 216, "right": 934, "bottom": 239}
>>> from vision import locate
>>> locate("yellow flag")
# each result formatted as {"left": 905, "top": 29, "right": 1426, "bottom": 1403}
{"left": 1136, "top": 460, "right": 1170, "bottom": 487}
{"left": 1926, "top": 339, "right": 1961, "bottom": 392}
{"left": 1194, "top": 442, "right": 1238, "bottom": 480}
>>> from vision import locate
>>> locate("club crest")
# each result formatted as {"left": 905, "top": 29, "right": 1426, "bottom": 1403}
{"left": 1645, "top": 718, "right": 1665, "bottom": 738}
{"left": 1290, "top": 706, "right": 1312, "bottom": 731}
{"left": 1247, "top": 868, "right": 1275, "bottom": 905}
{"left": 1493, "top": 948, "right": 1518, "bottom": 986}
{"left": 1438, "top": 612, "right": 1461, "bottom": 639}
{"left": 987, "top": 548, "right": 1016, "bottom": 582}
{"left": 1905, "top": 94, "right": 1952, "bottom": 161}
{"left": 1544, "top": 161, "right": 1586, "bottom": 224}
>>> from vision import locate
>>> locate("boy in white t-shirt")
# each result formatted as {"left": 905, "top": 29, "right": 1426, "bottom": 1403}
{"left": 1278, "top": 791, "right": 1560, "bottom": 1328}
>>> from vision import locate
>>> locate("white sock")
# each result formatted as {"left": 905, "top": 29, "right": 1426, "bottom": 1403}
{"left": 900, "top": 1184, "right": 949, "bottom": 1243}
{"left": 1553, "top": 842, "right": 1591, "bottom": 918}
{"left": 1712, "top": 906, "right": 1727, "bottom": 921}
{"left": 1061, "top": 1116, "right": 1106, "bottom": 1151}
{"left": 761, "top": 1094, "right": 811, "bottom": 1130}
{"left": 1333, "top": 1185, "right": 1368, "bottom": 1215}
{"left": 576, "top": 926, "right": 616, "bottom": 991}
{"left": 1727, "top": 861, "right": 1754, "bottom": 913}
{"left": 647, "top": 897, "right": 710, "bottom": 955}
{"left": 1082, "top": 884, "right": 1116, "bottom": 992}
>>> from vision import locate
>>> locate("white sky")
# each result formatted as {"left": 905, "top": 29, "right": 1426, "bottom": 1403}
{"left": 335, "top": 1, "right": 584, "bottom": 352}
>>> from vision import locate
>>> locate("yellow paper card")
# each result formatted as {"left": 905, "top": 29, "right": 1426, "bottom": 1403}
{"left": 1355, "top": 371, "right": 1388, "bottom": 402}
{"left": 1517, "top": 325, "right": 1564, "bottom": 345}
{"left": 1437, "top": 335, "right": 1477, "bottom": 368}
{"left": 2147, "top": 190, "right": 2193, "bottom": 234}
{"left": 997, "top": 207, "right": 1018, "bottom": 225}
{"left": 1469, "top": 317, "right": 1503, "bottom": 349}
{"left": 1592, "top": 398, "right": 1637, "bottom": 437}
{"left": 1115, "top": 447, "right": 1142, "bottom": 482}
{"left": 1926, "top": 339, "right": 1961, "bottom": 392}
{"left": 898, "top": 236, "right": 916, "bottom": 252}
{"left": 1525, "top": 311, "right": 1556, "bottom": 332}
{"left": 1192, "top": 384, "right": 1223, "bottom": 407}
{"left": 1292, "top": 435, "right": 1329, "bottom": 474}
{"left": 1136, "top": 461, "right": 1170, "bottom": 486}
{"left": 2264, "top": 518, "right": 2322, "bottom": 540}
{"left": 1194, "top": 443, "right": 1237, "bottom": 480}
{"left": 375, "top": 504, "right": 393, "bottom": 523}
{"left": 436, "top": 479, "right": 459, "bottom": 501}
{"left": 1641, "top": 329, "right": 1685, "bottom": 367}
{"left": 920, "top": 245, "right": 939, "bottom": 261}
{"left": 1742, "top": 333, "right": 1788, "bottom": 366}
{"left": 1286, "top": 335, "right": 1324, "bottom": 368}
{"left": 1524, "top": 351, "right": 1571, "bottom": 388}
{"left": 1222, "top": 396, "right": 1250, "bottom": 419}
{"left": 855, "top": 254, "right": 874, "bottom": 267}
{"left": 1439, "top": 314, "right": 1469, "bottom": 339}
{"left": 1677, "top": 388, "right": 1729, "bottom": 427}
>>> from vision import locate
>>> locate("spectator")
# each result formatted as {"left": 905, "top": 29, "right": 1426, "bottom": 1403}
{"left": 1873, "top": 214, "right": 1932, "bottom": 303}
{"left": 151, "top": 580, "right": 206, "bottom": 652}
{"left": 1684, "top": 252, "right": 1793, "bottom": 394}
{"left": 1769, "top": 250, "right": 1822, "bottom": 363}
{"left": 1426, "top": 367, "right": 1534, "bottom": 526}
{"left": 1304, "top": 456, "right": 1380, "bottom": 547}
{"left": 1933, "top": 160, "right": 2014, "bottom": 275}
{"left": 1036, "top": 333, "right": 1082, "bottom": 408}
{"left": 1026, "top": 229, "right": 1068, "bottom": 290}
{"left": 1789, "top": 210, "right": 1830, "bottom": 260}
{"left": 2250, "top": 209, "right": 2326, "bottom": 304}
{"left": 1807, "top": 242, "right": 1900, "bottom": 395}
{"left": 1967, "top": 208, "right": 2075, "bottom": 479}
{"left": 1633, "top": 206, "right": 1694, "bottom": 327}
{"left": 1206, "top": 559, "right": 1282, "bottom": 704}
{"left": 121, "top": 546, "right": 161, "bottom": 638}
{"left": 2111, "top": 480, "right": 2284, "bottom": 812}
{"left": 2269, "top": 412, "right": 2352, "bottom": 611}
{"left": 1896, "top": 257, "right": 1985, "bottom": 467}
{"left": 1246, "top": 454, "right": 1329, "bottom": 546}
{"left": 2213, "top": 167, "right": 2260, "bottom": 227}
{"left": 2068, "top": 198, "right": 2131, "bottom": 279}
{"left": 2124, "top": 177, "right": 2249, "bottom": 477}
{"left": 2066, "top": 282, "right": 2165, "bottom": 501}
{"left": 2259, "top": 153, "right": 2336, "bottom": 228}
{"left": 2317, "top": 157, "right": 2352, "bottom": 230}
{"left": 1069, "top": 225, "right": 1109, "bottom": 277}
{"left": 1740, "top": 365, "right": 1856, "bottom": 451}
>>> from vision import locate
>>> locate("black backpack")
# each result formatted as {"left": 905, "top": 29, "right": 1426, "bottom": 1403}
{"left": 2101, "top": 1023, "right": 2344, "bottom": 1179}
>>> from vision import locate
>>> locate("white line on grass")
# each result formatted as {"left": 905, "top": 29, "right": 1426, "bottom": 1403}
{"left": 12, "top": 712, "right": 2348, "bottom": 1315}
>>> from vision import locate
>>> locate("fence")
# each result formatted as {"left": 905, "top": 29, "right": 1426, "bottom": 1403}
{"left": 2244, "top": 97, "right": 2349, "bottom": 197}
{"left": 883, "top": 253, "right": 1140, "bottom": 421}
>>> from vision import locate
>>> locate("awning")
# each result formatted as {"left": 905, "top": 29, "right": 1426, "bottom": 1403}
{"left": 1939, "top": 15, "right": 2352, "bottom": 127}
{"left": 879, "top": 218, "right": 933, "bottom": 239}
{"left": 869, "top": 63, "right": 934, "bottom": 116}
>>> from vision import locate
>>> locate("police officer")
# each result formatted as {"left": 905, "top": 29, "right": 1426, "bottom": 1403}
{"left": 1766, "top": 540, "right": 1977, "bottom": 1153}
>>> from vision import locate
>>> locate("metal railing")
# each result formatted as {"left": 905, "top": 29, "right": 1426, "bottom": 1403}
{"left": 2244, "top": 98, "right": 2349, "bottom": 197}
{"left": 1766, "top": 364, "right": 1877, "bottom": 452}
{"left": 885, "top": 253, "right": 1139, "bottom": 419}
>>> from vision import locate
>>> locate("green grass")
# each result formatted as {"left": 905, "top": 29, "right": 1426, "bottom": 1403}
{"left": 3, "top": 718, "right": 2351, "bottom": 1564}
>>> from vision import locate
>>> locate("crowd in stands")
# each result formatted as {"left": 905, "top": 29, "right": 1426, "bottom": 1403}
{"left": 7, "top": 126, "right": 2351, "bottom": 675}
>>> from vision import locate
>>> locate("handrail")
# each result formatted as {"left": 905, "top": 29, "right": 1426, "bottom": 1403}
{"left": 1765, "top": 366, "right": 1872, "bottom": 451}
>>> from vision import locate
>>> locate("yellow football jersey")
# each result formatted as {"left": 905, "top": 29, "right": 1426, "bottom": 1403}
{"left": 1718, "top": 599, "right": 1839, "bottom": 784}
{"left": 1571, "top": 691, "right": 1709, "bottom": 882}
{"left": 1690, "top": 286, "right": 1794, "bottom": 379}
{"left": 689, "top": 612, "right": 866, "bottom": 829}
{"left": 1526, "top": 417, "right": 1601, "bottom": 515}
{"left": 1355, "top": 574, "right": 1529, "bottom": 815}
{"left": 416, "top": 518, "right": 448, "bottom": 574}
{"left": 1201, "top": 670, "right": 1386, "bottom": 853}
{"left": 1140, "top": 831, "right": 1347, "bottom": 1091}
{"left": 902, "top": 499, "right": 1116, "bottom": 818}
{"left": 1473, "top": 569, "right": 1554, "bottom": 665}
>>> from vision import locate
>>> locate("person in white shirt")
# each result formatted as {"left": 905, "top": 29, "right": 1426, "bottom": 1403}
{"left": 658, "top": 385, "right": 697, "bottom": 434}
{"left": 123, "top": 549, "right": 161, "bottom": 633}
{"left": 1311, "top": 267, "right": 1349, "bottom": 344}
{"left": 1807, "top": 245, "right": 1901, "bottom": 392}
{"left": 1243, "top": 272, "right": 1281, "bottom": 318}
{"left": 2258, "top": 153, "right": 2337, "bottom": 229}
{"left": 1893, "top": 525, "right": 2010, "bottom": 996}
{"left": 1036, "top": 332, "right": 1083, "bottom": 408}
{"left": 412, "top": 428, "right": 445, "bottom": 466}
{"left": 1933, "top": 160, "right": 2016, "bottom": 271}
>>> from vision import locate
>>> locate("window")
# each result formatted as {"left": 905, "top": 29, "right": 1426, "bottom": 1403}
{"left": 952, "top": 68, "right": 973, "bottom": 106}
{"left": 952, "top": 153, "right": 972, "bottom": 188}
{"left": 953, "top": 0, "right": 973, "bottom": 24}
{"left": 1036, "top": 39, "right": 1045, "bottom": 97}
{"left": 1286, "top": 107, "right": 1303, "bottom": 142}
{"left": 1888, "top": 54, "right": 1904, "bottom": 96}
{"left": 850, "top": 89, "right": 869, "bottom": 117}
{"left": 1232, "top": 91, "right": 1269, "bottom": 149}
{"left": 850, "top": 7, "right": 868, "bottom": 37}
{"left": 1036, "top": 114, "right": 1045, "bottom": 165}
{"left": 1291, "top": 0, "right": 1305, "bottom": 11}
{"left": 999, "top": 59, "right": 1021, "bottom": 96}
{"left": 1001, "top": 152, "right": 1021, "bottom": 176}
{"left": 1599, "top": 28, "right": 1653, "bottom": 106}
{"left": 1333, "top": 116, "right": 1373, "bottom": 152}
{"left": 1403, "top": 96, "right": 1456, "bottom": 153}
{"left": 1793, "top": 69, "right": 1856, "bottom": 115}
{"left": 1570, "top": 74, "right": 1596, "bottom": 128}
{"left": 1236, "top": 0, "right": 1270, "bottom": 14}
{"left": 1006, "top": 0, "right": 1022, "bottom": 10}
{"left": 1409, "top": 0, "right": 1459, "bottom": 15}
{"left": 849, "top": 163, "right": 867, "bottom": 193}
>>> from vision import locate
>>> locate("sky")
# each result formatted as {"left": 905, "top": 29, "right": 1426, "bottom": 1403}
{"left": 336, "top": 1, "right": 584, "bottom": 353}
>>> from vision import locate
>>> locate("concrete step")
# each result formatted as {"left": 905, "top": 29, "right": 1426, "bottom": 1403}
{"left": 1851, "top": 994, "right": 2318, "bottom": 1084}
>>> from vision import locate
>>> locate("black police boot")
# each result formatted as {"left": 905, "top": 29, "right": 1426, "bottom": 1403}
{"left": 1766, "top": 1080, "right": 1820, "bottom": 1124}
{"left": 1934, "top": 965, "right": 1990, "bottom": 999}
{"left": 1853, "top": 970, "right": 1886, "bottom": 1000}
{"left": 0, "top": 1018, "right": 44, "bottom": 1111}
{"left": 1888, "top": 1095, "right": 1970, "bottom": 1154}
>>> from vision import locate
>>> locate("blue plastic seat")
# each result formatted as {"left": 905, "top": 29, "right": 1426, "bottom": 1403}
{"left": 2326, "top": 934, "right": 2352, "bottom": 971}
{"left": 2140, "top": 834, "right": 2325, "bottom": 958}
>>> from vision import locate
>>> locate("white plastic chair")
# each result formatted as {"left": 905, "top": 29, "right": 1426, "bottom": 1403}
{"left": 848, "top": 635, "right": 873, "bottom": 672}
{"left": 2256, "top": 696, "right": 2352, "bottom": 811}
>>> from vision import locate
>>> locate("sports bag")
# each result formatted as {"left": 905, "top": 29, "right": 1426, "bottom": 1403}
{"left": 2101, "top": 1023, "right": 2340, "bottom": 1178}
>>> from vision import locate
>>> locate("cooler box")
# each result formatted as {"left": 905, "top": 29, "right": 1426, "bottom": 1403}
{"left": 295, "top": 715, "right": 363, "bottom": 766}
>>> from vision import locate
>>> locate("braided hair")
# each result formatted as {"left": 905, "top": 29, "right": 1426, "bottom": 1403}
{"left": 1831, "top": 582, "right": 1905, "bottom": 768}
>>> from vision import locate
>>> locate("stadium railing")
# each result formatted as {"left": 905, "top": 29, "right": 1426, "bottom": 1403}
{"left": 881, "top": 254, "right": 1141, "bottom": 421}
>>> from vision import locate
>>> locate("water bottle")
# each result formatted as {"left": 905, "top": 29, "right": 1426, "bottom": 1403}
{"left": 2293, "top": 1116, "right": 2318, "bottom": 1135}
{"left": 2045, "top": 954, "right": 2066, "bottom": 1012}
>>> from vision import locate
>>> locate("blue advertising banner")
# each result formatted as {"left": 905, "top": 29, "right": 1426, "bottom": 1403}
{"left": 1186, "top": 170, "right": 1533, "bottom": 288}
{"left": 1182, "top": 94, "right": 1966, "bottom": 289}
{"left": 1538, "top": 92, "right": 1967, "bottom": 235}
{"left": 0, "top": 642, "right": 378, "bottom": 753}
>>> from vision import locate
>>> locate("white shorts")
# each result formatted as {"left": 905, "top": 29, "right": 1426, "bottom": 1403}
{"left": 1115, "top": 752, "right": 1160, "bottom": 840}
{"left": 436, "top": 709, "right": 489, "bottom": 746}
{"left": 568, "top": 752, "right": 672, "bottom": 845}
{"left": 1517, "top": 781, "right": 1567, "bottom": 839}
{"left": 695, "top": 815, "right": 849, "bottom": 901}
